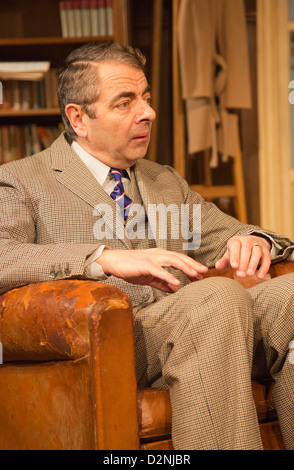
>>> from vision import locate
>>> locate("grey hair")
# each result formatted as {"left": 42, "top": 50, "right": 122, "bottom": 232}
{"left": 57, "top": 41, "right": 147, "bottom": 141}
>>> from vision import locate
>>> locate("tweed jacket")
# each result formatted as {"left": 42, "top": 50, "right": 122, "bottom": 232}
{"left": 178, "top": 0, "right": 252, "bottom": 167}
{"left": 0, "top": 134, "right": 293, "bottom": 306}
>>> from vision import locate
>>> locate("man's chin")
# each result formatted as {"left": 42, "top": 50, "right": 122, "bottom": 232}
{"left": 126, "top": 152, "right": 148, "bottom": 167}
{"left": 128, "top": 145, "right": 149, "bottom": 162}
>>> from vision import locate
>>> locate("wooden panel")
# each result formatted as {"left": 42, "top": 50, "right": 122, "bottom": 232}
{"left": 240, "top": 10, "right": 261, "bottom": 225}
{"left": 260, "top": 421, "right": 285, "bottom": 450}
{"left": 257, "top": 0, "right": 294, "bottom": 238}
{"left": 172, "top": 0, "right": 186, "bottom": 178}
{"left": 141, "top": 439, "right": 173, "bottom": 450}
{"left": 291, "top": 183, "right": 294, "bottom": 236}
{"left": 113, "top": 0, "right": 130, "bottom": 44}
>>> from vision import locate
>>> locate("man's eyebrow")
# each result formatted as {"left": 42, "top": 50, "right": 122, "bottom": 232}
{"left": 110, "top": 91, "right": 135, "bottom": 105}
{"left": 110, "top": 85, "right": 152, "bottom": 106}
{"left": 143, "top": 85, "right": 151, "bottom": 95}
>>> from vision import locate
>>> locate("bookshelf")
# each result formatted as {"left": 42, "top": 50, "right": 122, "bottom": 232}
{"left": 0, "top": 0, "right": 130, "bottom": 163}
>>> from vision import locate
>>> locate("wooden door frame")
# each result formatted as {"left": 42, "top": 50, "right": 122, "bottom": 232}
{"left": 257, "top": 0, "right": 294, "bottom": 236}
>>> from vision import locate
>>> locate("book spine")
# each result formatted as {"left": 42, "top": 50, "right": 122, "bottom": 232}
{"left": 2, "top": 81, "right": 13, "bottom": 109}
{"left": 20, "top": 81, "right": 31, "bottom": 109}
{"left": 9, "top": 125, "right": 16, "bottom": 161}
{"left": 90, "top": 0, "right": 99, "bottom": 36}
{"left": 98, "top": 0, "right": 106, "bottom": 36}
{"left": 73, "top": 0, "right": 83, "bottom": 37}
{"left": 2, "top": 126, "right": 10, "bottom": 164}
{"left": 81, "top": 0, "right": 91, "bottom": 36}
{"left": 59, "top": 1, "right": 69, "bottom": 37}
{"left": 0, "top": 73, "right": 59, "bottom": 111}
{"left": 65, "top": 0, "right": 75, "bottom": 37}
{"left": 105, "top": 0, "right": 113, "bottom": 36}
{"left": 15, "top": 126, "right": 26, "bottom": 159}
{"left": 57, "top": 0, "right": 110, "bottom": 38}
{"left": 44, "top": 72, "right": 52, "bottom": 108}
{"left": 0, "top": 124, "right": 64, "bottom": 163}
{"left": 11, "top": 80, "right": 21, "bottom": 110}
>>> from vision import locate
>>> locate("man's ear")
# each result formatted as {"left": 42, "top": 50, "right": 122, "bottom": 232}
{"left": 65, "top": 104, "right": 87, "bottom": 138}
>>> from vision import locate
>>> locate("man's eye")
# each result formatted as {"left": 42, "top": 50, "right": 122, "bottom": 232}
{"left": 117, "top": 101, "right": 129, "bottom": 109}
{"left": 146, "top": 97, "right": 152, "bottom": 106}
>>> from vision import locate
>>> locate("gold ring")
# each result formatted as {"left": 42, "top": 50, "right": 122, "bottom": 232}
{"left": 253, "top": 244, "right": 262, "bottom": 248}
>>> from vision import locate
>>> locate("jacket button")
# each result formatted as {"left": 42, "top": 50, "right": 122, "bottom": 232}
{"left": 49, "top": 266, "right": 57, "bottom": 279}
{"left": 142, "top": 294, "right": 150, "bottom": 302}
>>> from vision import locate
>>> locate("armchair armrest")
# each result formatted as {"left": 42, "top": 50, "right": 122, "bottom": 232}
{"left": 202, "top": 260, "right": 294, "bottom": 288}
{"left": 0, "top": 280, "right": 140, "bottom": 450}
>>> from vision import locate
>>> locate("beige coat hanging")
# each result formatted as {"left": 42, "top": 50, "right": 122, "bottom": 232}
{"left": 178, "top": 0, "right": 252, "bottom": 167}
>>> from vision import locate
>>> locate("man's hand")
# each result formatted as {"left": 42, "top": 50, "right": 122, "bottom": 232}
{"left": 215, "top": 235, "right": 272, "bottom": 279}
{"left": 96, "top": 247, "right": 208, "bottom": 293}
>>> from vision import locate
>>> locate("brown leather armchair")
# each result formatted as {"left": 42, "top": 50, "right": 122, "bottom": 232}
{"left": 0, "top": 261, "right": 293, "bottom": 450}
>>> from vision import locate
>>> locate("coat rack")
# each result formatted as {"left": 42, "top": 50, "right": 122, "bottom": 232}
{"left": 149, "top": 0, "right": 248, "bottom": 223}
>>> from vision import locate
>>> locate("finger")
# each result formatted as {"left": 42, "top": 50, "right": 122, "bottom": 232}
{"left": 149, "top": 277, "right": 180, "bottom": 293}
{"left": 146, "top": 262, "right": 181, "bottom": 288}
{"left": 256, "top": 248, "right": 271, "bottom": 279}
{"left": 161, "top": 250, "right": 208, "bottom": 274}
{"left": 245, "top": 244, "right": 264, "bottom": 276}
{"left": 236, "top": 242, "right": 254, "bottom": 277}
{"left": 215, "top": 250, "right": 230, "bottom": 270}
{"left": 158, "top": 251, "right": 208, "bottom": 278}
{"left": 226, "top": 238, "right": 242, "bottom": 270}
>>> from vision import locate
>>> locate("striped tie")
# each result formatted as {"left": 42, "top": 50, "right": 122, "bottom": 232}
{"left": 109, "top": 168, "right": 133, "bottom": 221}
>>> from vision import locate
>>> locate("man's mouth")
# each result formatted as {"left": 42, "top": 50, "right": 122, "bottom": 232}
{"left": 132, "top": 133, "right": 149, "bottom": 142}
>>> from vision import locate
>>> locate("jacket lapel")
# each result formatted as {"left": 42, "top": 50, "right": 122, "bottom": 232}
{"left": 134, "top": 161, "right": 167, "bottom": 250}
{"left": 50, "top": 134, "right": 131, "bottom": 248}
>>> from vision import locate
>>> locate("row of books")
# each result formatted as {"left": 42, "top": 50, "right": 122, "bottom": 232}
{"left": 59, "top": 0, "right": 114, "bottom": 38}
{"left": 0, "top": 124, "right": 64, "bottom": 164}
{"left": 0, "top": 69, "right": 59, "bottom": 111}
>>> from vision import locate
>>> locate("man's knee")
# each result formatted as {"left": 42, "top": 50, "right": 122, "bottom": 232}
{"left": 189, "top": 276, "right": 252, "bottom": 310}
{"left": 182, "top": 276, "right": 253, "bottom": 333}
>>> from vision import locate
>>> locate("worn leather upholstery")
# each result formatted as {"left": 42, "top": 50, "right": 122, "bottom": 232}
{"left": 0, "top": 261, "right": 293, "bottom": 450}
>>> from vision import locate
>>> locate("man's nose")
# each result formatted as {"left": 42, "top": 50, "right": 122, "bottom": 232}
{"left": 135, "top": 100, "right": 156, "bottom": 123}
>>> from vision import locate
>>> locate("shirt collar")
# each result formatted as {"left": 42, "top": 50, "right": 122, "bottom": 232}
{"left": 71, "top": 140, "right": 131, "bottom": 185}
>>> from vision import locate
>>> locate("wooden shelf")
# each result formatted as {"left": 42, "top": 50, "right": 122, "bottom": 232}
{"left": 0, "top": 0, "right": 130, "bottom": 162}
{"left": 0, "top": 109, "right": 61, "bottom": 117}
{"left": 0, "top": 36, "right": 113, "bottom": 47}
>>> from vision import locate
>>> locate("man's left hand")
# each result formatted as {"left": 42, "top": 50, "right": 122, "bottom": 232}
{"left": 215, "top": 235, "right": 271, "bottom": 279}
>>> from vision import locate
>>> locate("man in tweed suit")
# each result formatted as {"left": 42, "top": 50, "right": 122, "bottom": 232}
{"left": 1, "top": 42, "right": 294, "bottom": 450}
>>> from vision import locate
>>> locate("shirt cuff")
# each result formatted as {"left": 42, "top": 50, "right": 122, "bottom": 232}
{"left": 84, "top": 245, "right": 110, "bottom": 280}
{"left": 247, "top": 230, "right": 283, "bottom": 258}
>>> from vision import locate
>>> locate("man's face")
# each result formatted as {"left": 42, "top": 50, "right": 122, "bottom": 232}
{"left": 78, "top": 61, "right": 156, "bottom": 169}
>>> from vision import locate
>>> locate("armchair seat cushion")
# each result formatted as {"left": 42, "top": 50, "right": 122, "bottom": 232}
{"left": 137, "top": 380, "right": 279, "bottom": 448}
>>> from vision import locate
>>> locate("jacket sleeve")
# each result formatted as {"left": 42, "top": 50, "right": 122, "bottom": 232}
{"left": 0, "top": 165, "right": 100, "bottom": 294}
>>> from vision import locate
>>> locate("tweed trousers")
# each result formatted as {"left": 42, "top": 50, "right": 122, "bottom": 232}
{"left": 134, "top": 273, "right": 294, "bottom": 450}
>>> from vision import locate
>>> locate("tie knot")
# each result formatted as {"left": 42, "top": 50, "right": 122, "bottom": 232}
{"left": 110, "top": 168, "right": 123, "bottom": 182}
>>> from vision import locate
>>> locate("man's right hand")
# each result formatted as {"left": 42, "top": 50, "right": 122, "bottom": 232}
{"left": 96, "top": 247, "right": 208, "bottom": 293}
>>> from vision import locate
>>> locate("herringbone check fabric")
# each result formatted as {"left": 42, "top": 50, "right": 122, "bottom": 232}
{"left": 109, "top": 168, "right": 133, "bottom": 220}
